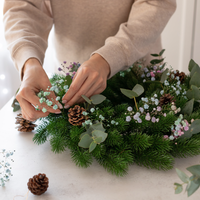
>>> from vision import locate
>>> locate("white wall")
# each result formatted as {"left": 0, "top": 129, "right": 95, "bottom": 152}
{"left": 0, "top": 0, "right": 199, "bottom": 109}
{"left": 0, "top": 1, "right": 20, "bottom": 110}
{"left": 193, "top": 0, "right": 200, "bottom": 65}
{"left": 162, "top": 0, "right": 200, "bottom": 73}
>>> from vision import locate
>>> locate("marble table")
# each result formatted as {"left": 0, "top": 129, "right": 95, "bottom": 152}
{"left": 0, "top": 98, "right": 200, "bottom": 200}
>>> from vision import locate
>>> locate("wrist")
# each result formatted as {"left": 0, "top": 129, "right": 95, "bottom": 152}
{"left": 22, "top": 58, "right": 42, "bottom": 79}
{"left": 90, "top": 54, "right": 110, "bottom": 78}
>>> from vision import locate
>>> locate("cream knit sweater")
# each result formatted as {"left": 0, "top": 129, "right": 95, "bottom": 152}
{"left": 3, "top": 0, "right": 176, "bottom": 79}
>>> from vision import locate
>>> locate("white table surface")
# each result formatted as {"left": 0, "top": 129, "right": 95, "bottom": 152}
{"left": 0, "top": 98, "right": 200, "bottom": 200}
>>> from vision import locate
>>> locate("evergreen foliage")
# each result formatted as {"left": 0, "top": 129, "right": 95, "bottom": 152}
{"left": 33, "top": 57, "right": 200, "bottom": 176}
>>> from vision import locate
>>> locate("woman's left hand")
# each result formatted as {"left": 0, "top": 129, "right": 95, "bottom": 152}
{"left": 62, "top": 54, "right": 110, "bottom": 108}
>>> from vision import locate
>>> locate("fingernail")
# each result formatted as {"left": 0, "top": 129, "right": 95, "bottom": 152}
{"left": 58, "top": 103, "right": 63, "bottom": 109}
{"left": 64, "top": 104, "right": 70, "bottom": 109}
{"left": 62, "top": 100, "right": 67, "bottom": 104}
{"left": 55, "top": 111, "right": 61, "bottom": 114}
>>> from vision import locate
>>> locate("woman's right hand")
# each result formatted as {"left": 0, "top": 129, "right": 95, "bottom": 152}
{"left": 16, "top": 58, "right": 62, "bottom": 121}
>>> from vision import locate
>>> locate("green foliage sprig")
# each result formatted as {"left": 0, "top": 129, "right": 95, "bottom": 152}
{"left": 175, "top": 166, "right": 200, "bottom": 196}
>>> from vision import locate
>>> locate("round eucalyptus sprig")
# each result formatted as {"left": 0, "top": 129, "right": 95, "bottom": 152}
{"left": 0, "top": 149, "right": 15, "bottom": 187}
{"left": 175, "top": 166, "right": 200, "bottom": 197}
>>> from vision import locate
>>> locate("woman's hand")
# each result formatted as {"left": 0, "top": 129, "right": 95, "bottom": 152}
{"left": 62, "top": 54, "right": 110, "bottom": 108}
{"left": 16, "top": 58, "right": 62, "bottom": 121}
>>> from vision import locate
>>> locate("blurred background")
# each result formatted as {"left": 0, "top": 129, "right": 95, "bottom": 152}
{"left": 0, "top": 0, "right": 199, "bottom": 109}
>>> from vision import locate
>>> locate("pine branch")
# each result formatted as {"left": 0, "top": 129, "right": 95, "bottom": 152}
{"left": 127, "top": 132, "right": 152, "bottom": 152}
{"left": 71, "top": 148, "right": 93, "bottom": 168}
{"left": 134, "top": 150, "right": 174, "bottom": 170}
{"left": 171, "top": 135, "right": 200, "bottom": 158}
{"left": 96, "top": 148, "right": 133, "bottom": 176}
{"left": 33, "top": 120, "right": 49, "bottom": 145}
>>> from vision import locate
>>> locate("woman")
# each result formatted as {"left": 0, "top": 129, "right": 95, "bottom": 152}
{"left": 3, "top": 0, "right": 176, "bottom": 121}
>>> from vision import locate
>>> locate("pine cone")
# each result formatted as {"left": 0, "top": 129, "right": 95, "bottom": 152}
{"left": 170, "top": 70, "right": 186, "bottom": 83}
{"left": 178, "top": 72, "right": 186, "bottom": 83}
{"left": 27, "top": 173, "right": 49, "bottom": 195}
{"left": 15, "top": 113, "right": 37, "bottom": 132}
{"left": 159, "top": 93, "right": 175, "bottom": 107}
{"left": 68, "top": 105, "right": 87, "bottom": 126}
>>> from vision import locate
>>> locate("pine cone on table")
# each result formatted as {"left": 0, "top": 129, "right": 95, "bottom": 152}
{"left": 15, "top": 113, "right": 37, "bottom": 132}
{"left": 159, "top": 93, "right": 175, "bottom": 107}
{"left": 68, "top": 105, "right": 87, "bottom": 126}
{"left": 27, "top": 173, "right": 49, "bottom": 195}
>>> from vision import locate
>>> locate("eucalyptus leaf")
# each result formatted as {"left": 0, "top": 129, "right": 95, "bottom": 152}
{"left": 189, "top": 59, "right": 199, "bottom": 72}
{"left": 90, "top": 94, "right": 106, "bottom": 105}
{"left": 190, "top": 72, "right": 200, "bottom": 87}
{"left": 91, "top": 122, "right": 105, "bottom": 132}
{"left": 190, "top": 175, "right": 200, "bottom": 185}
{"left": 176, "top": 168, "right": 189, "bottom": 183}
{"left": 181, "top": 99, "right": 194, "bottom": 115}
{"left": 13, "top": 102, "right": 20, "bottom": 112}
{"left": 174, "top": 183, "right": 183, "bottom": 194}
{"left": 81, "top": 95, "right": 92, "bottom": 104}
{"left": 132, "top": 84, "right": 144, "bottom": 97}
{"left": 180, "top": 119, "right": 200, "bottom": 139}
{"left": 190, "top": 64, "right": 200, "bottom": 78}
{"left": 186, "top": 180, "right": 191, "bottom": 192}
{"left": 80, "top": 126, "right": 94, "bottom": 138}
{"left": 92, "top": 130, "right": 108, "bottom": 143}
{"left": 65, "top": 75, "right": 73, "bottom": 86}
{"left": 161, "top": 62, "right": 166, "bottom": 69}
{"left": 12, "top": 98, "right": 21, "bottom": 112}
{"left": 186, "top": 85, "right": 200, "bottom": 101}
{"left": 150, "top": 58, "right": 164, "bottom": 65}
{"left": 160, "top": 68, "right": 169, "bottom": 83}
{"left": 89, "top": 141, "right": 97, "bottom": 153}
{"left": 80, "top": 132, "right": 87, "bottom": 139}
{"left": 94, "top": 137, "right": 102, "bottom": 144}
{"left": 120, "top": 88, "right": 138, "bottom": 99}
{"left": 150, "top": 53, "right": 159, "bottom": 57}
{"left": 187, "top": 165, "right": 200, "bottom": 177}
{"left": 159, "top": 49, "right": 165, "bottom": 56}
{"left": 80, "top": 122, "right": 106, "bottom": 140}
{"left": 78, "top": 134, "right": 93, "bottom": 148}
{"left": 189, "top": 119, "right": 200, "bottom": 134}
{"left": 187, "top": 180, "right": 199, "bottom": 197}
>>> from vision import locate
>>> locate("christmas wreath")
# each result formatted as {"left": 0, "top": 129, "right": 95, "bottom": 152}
{"left": 32, "top": 50, "right": 200, "bottom": 176}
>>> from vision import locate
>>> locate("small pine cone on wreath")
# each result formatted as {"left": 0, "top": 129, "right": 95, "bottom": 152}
{"left": 159, "top": 93, "right": 175, "bottom": 107}
{"left": 177, "top": 71, "right": 186, "bottom": 83}
{"left": 170, "top": 70, "right": 186, "bottom": 83}
{"left": 68, "top": 105, "right": 87, "bottom": 126}
{"left": 27, "top": 173, "right": 49, "bottom": 195}
{"left": 15, "top": 113, "right": 37, "bottom": 132}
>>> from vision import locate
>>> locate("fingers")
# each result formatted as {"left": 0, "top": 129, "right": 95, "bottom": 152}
{"left": 44, "top": 90, "right": 63, "bottom": 110}
{"left": 75, "top": 86, "right": 103, "bottom": 104}
{"left": 18, "top": 59, "right": 64, "bottom": 121}
{"left": 16, "top": 88, "right": 62, "bottom": 121}
{"left": 63, "top": 75, "right": 106, "bottom": 108}
{"left": 20, "top": 97, "right": 49, "bottom": 121}
{"left": 62, "top": 67, "right": 89, "bottom": 105}
{"left": 20, "top": 87, "right": 61, "bottom": 113}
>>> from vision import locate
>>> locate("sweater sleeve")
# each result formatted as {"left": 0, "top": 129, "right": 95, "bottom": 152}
{"left": 92, "top": 0, "right": 176, "bottom": 78}
{"left": 3, "top": 0, "right": 53, "bottom": 79}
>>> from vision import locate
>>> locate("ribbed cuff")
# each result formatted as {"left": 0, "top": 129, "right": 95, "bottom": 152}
{"left": 12, "top": 45, "right": 44, "bottom": 81}
{"left": 91, "top": 42, "right": 128, "bottom": 79}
